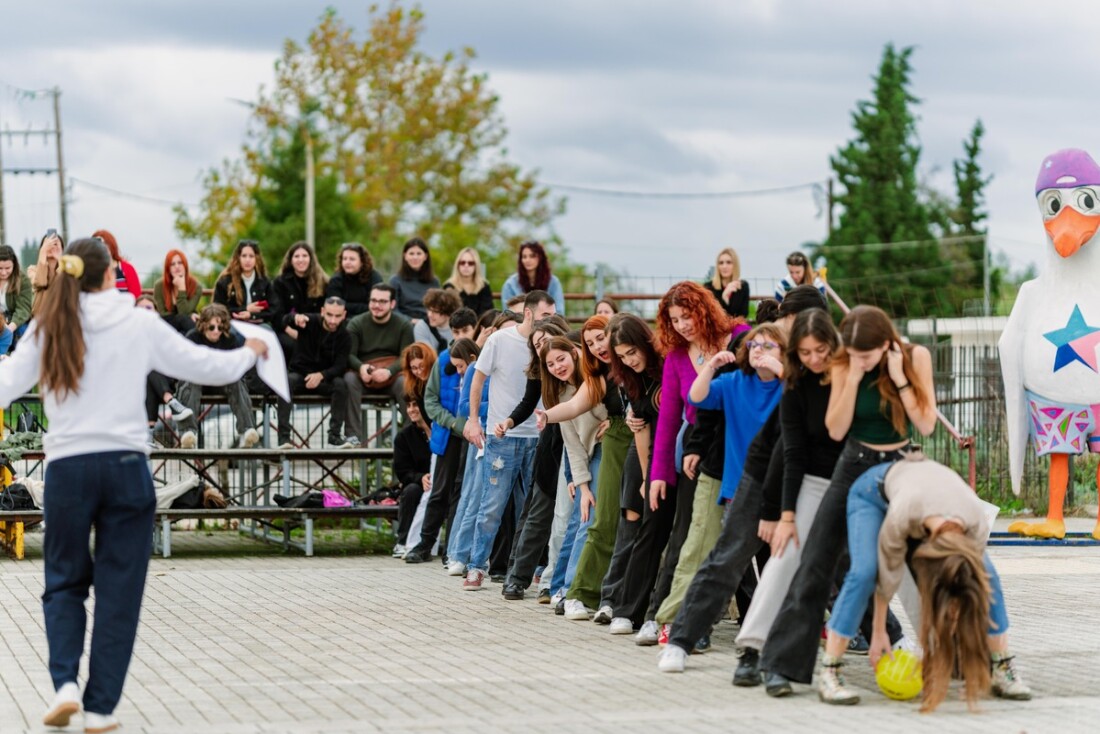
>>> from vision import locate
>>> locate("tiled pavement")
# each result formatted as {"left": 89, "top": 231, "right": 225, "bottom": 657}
{"left": 1, "top": 520, "right": 1098, "bottom": 734}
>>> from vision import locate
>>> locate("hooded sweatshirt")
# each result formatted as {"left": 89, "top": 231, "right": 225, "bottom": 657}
{"left": 0, "top": 289, "right": 257, "bottom": 460}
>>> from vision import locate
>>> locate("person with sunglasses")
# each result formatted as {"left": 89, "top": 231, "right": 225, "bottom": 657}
{"left": 443, "top": 247, "right": 494, "bottom": 316}
{"left": 775, "top": 251, "right": 826, "bottom": 302}
{"left": 175, "top": 304, "right": 261, "bottom": 449}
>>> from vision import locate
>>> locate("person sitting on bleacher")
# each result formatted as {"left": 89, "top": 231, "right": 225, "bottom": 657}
{"left": 177, "top": 303, "right": 260, "bottom": 449}
{"left": 392, "top": 398, "right": 433, "bottom": 557}
{"left": 343, "top": 283, "right": 415, "bottom": 445}
{"left": 276, "top": 296, "right": 352, "bottom": 448}
{"left": 413, "top": 287, "right": 462, "bottom": 353}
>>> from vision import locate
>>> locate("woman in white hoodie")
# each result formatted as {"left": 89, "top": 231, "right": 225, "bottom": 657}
{"left": 0, "top": 238, "right": 267, "bottom": 734}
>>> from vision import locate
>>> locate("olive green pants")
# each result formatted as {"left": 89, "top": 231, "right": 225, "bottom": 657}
{"left": 655, "top": 470, "right": 725, "bottom": 624}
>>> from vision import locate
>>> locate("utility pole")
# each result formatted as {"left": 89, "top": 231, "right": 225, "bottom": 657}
{"left": 982, "top": 234, "right": 991, "bottom": 317}
{"left": 826, "top": 177, "right": 834, "bottom": 236}
{"left": 52, "top": 88, "right": 68, "bottom": 242}
{"left": 0, "top": 85, "right": 68, "bottom": 243}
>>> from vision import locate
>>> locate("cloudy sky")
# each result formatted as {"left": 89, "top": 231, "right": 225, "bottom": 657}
{"left": 1, "top": 1, "right": 1096, "bottom": 292}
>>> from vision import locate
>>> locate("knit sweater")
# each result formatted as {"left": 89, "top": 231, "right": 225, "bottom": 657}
{"left": 345, "top": 311, "right": 414, "bottom": 372}
{"left": 390, "top": 274, "right": 440, "bottom": 320}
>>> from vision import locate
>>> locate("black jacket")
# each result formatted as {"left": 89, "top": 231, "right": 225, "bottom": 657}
{"left": 394, "top": 422, "right": 431, "bottom": 488}
{"left": 213, "top": 274, "right": 279, "bottom": 325}
{"left": 326, "top": 270, "right": 383, "bottom": 317}
{"left": 289, "top": 314, "right": 351, "bottom": 382}
{"left": 444, "top": 282, "right": 494, "bottom": 316}
{"left": 274, "top": 274, "right": 326, "bottom": 329}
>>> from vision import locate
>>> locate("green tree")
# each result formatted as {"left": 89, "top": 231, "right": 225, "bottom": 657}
{"left": 175, "top": 3, "right": 564, "bottom": 287}
{"left": 817, "top": 44, "right": 944, "bottom": 317}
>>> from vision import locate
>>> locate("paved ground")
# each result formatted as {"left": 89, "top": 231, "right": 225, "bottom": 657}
{"left": 1, "top": 519, "right": 1098, "bottom": 734}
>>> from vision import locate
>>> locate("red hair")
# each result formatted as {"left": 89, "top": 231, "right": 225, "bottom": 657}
{"left": 579, "top": 314, "right": 609, "bottom": 405}
{"left": 161, "top": 249, "right": 199, "bottom": 312}
{"left": 517, "top": 241, "right": 552, "bottom": 292}
{"left": 654, "top": 280, "right": 737, "bottom": 356}
{"left": 92, "top": 229, "right": 123, "bottom": 262}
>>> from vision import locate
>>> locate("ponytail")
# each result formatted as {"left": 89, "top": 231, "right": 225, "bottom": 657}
{"left": 36, "top": 238, "right": 112, "bottom": 399}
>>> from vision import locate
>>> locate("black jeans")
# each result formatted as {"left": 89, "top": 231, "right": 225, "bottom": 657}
{"left": 396, "top": 483, "right": 425, "bottom": 545}
{"left": 505, "top": 474, "right": 557, "bottom": 588}
{"left": 761, "top": 440, "right": 909, "bottom": 683}
{"left": 276, "top": 373, "right": 349, "bottom": 442}
{"left": 599, "top": 443, "right": 644, "bottom": 610}
{"left": 410, "top": 436, "right": 466, "bottom": 556}
{"left": 615, "top": 452, "right": 677, "bottom": 626}
{"left": 145, "top": 371, "right": 173, "bottom": 424}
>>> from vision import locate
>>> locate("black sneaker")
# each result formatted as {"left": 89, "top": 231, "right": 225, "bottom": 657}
{"left": 555, "top": 599, "right": 566, "bottom": 615}
{"left": 404, "top": 548, "right": 432, "bottom": 564}
{"left": 847, "top": 632, "right": 870, "bottom": 656}
{"left": 502, "top": 583, "right": 525, "bottom": 601}
{"left": 764, "top": 671, "right": 793, "bottom": 697}
{"left": 327, "top": 433, "right": 348, "bottom": 448}
{"left": 537, "top": 589, "right": 551, "bottom": 605}
{"left": 489, "top": 573, "right": 506, "bottom": 583}
{"left": 733, "top": 648, "right": 762, "bottom": 687}
{"left": 693, "top": 635, "right": 711, "bottom": 654}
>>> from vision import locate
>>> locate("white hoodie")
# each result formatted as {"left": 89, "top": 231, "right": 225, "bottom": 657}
{"left": 0, "top": 289, "right": 257, "bottom": 461}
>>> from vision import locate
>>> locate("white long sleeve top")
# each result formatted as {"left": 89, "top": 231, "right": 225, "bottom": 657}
{"left": 0, "top": 289, "right": 258, "bottom": 461}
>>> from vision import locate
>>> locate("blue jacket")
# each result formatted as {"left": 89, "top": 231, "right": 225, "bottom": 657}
{"left": 426, "top": 349, "right": 464, "bottom": 456}
{"left": 458, "top": 362, "right": 490, "bottom": 429}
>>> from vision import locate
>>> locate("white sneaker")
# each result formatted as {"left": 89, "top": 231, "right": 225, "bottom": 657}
{"left": 84, "top": 711, "right": 121, "bottom": 733}
{"left": 550, "top": 589, "right": 567, "bottom": 606}
{"left": 240, "top": 428, "right": 260, "bottom": 448}
{"left": 592, "top": 605, "right": 614, "bottom": 625}
{"left": 609, "top": 617, "right": 634, "bottom": 635}
{"left": 564, "top": 599, "right": 590, "bottom": 620}
{"left": 42, "top": 681, "right": 80, "bottom": 727}
{"left": 635, "top": 619, "right": 660, "bottom": 646}
{"left": 180, "top": 430, "right": 197, "bottom": 449}
{"left": 657, "top": 644, "right": 688, "bottom": 673}
{"left": 391, "top": 544, "right": 407, "bottom": 558}
{"left": 446, "top": 560, "right": 467, "bottom": 576}
{"left": 167, "top": 398, "right": 193, "bottom": 422}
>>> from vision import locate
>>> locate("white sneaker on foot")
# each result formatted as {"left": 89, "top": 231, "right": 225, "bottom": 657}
{"left": 391, "top": 543, "right": 407, "bottom": 558}
{"left": 592, "top": 604, "right": 613, "bottom": 624}
{"left": 550, "top": 589, "right": 566, "bottom": 606}
{"left": 240, "top": 428, "right": 260, "bottom": 448}
{"left": 564, "top": 599, "right": 590, "bottom": 620}
{"left": 42, "top": 681, "right": 80, "bottom": 727}
{"left": 84, "top": 711, "right": 121, "bottom": 733}
{"left": 609, "top": 617, "right": 634, "bottom": 635}
{"left": 166, "top": 397, "right": 193, "bottom": 422}
{"left": 657, "top": 644, "right": 688, "bottom": 673}
{"left": 635, "top": 619, "right": 660, "bottom": 646}
{"left": 446, "top": 560, "right": 466, "bottom": 576}
{"left": 180, "top": 430, "right": 197, "bottom": 449}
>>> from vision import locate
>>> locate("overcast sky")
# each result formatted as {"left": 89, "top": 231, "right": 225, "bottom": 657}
{"left": 1, "top": 1, "right": 1096, "bottom": 291}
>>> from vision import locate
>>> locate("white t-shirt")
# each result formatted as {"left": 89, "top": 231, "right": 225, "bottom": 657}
{"left": 476, "top": 326, "right": 539, "bottom": 438}
{"left": 242, "top": 273, "right": 256, "bottom": 305}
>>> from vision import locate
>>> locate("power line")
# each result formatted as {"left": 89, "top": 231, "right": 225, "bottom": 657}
{"left": 69, "top": 177, "right": 197, "bottom": 208}
{"left": 819, "top": 234, "right": 986, "bottom": 253}
{"left": 542, "top": 180, "right": 824, "bottom": 199}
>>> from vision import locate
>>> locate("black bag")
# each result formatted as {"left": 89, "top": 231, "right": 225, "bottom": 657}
{"left": 170, "top": 485, "right": 205, "bottom": 510}
{"left": 0, "top": 482, "right": 37, "bottom": 511}
{"left": 16, "top": 406, "right": 43, "bottom": 434}
{"left": 273, "top": 492, "right": 324, "bottom": 509}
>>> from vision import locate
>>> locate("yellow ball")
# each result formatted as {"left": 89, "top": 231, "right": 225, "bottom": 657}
{"left": 875, "top": 649, "right": 923, "bottom": 701}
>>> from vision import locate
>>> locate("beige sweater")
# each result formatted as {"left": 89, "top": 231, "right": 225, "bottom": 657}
{"left": 558, "top": 384, "right": 608, "bottom": 488}
{"left": 877, "top": 453, "right": 990, "bottom": 599}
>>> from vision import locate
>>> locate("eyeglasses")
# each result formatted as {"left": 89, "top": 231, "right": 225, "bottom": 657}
{"left": 206, "top": 324, "right": 224, "bottom": 333}
{"left": 746, "top": 340, "right": 780, "bottom": 351}
{"left": 369, "top": 298, "right": 391, "bottom": 305}
{"left": 786, "top": 257, "right": 806, "bottom": 266}
{"left": 458, "top": 260, "right": 476, "bottom": 266}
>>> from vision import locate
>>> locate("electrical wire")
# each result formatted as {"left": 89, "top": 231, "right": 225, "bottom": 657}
{"left": 542, "top": 180, "right": 824, "bottom": 199}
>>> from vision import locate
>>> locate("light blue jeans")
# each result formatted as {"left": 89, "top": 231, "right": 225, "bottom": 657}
{"left": 446, "top": 442, "right": 483, "bottom": 565}
{"left": 827, "top": 462, "right": 1010, "bottom": 639}
{"left": 551, "top": 444, "right": 602, "bottom": 597}
{"left": 468, "top": 435, "right": 538, "bottom": 572}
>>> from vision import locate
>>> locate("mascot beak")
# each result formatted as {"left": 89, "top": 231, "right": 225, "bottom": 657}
{"left": 1045, "top": 206, "right": 1100, "bottom": 258}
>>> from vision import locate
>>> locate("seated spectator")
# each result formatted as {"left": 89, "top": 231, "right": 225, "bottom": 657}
{"left": 274, "top": 241, "right": 328, "bottom": 335}
{"left": 414, "top": 288, "right": 462, "bottom": 352}
{"left": 775, "top": 250, "right": 826, "bottom": 302}
{"left": 392, "top": 398, "right": 432, "bottom": 557}
{"left": 31, "top": 231, "right": 64, "bottom": 317}
{"left": 594, "top": 297, "right": 619, "bottom": 318}
{"left": 155, "top": 249, "right": 203, "bottom": 334}
{"left": 213, "top": 239, "right": 279, "bottom": 326}
{"left": 176, "top": 304, "right": 260, "bottom": 449}
{"left": 402, "top": 342, "right": 437, "bottom": 413}
{"left": 443, "top": 247, "right": 494, "bottom": 316}
{"left": 500, "top": 241, "right": 565, "bottom": 311}
{"left": 135, "top": 295, "right": 192, "bottom": 442}
{"left": 390, "top": 237, "right": 440, "bottom": 321}
{"left": 0, "top": 245, "right": 32, "bottom": 340}
{"left": 705, "top": 247, "right": 750, "bottom": 318}
{"left": 92, "top": 229, "right": 142, "bottom": 300}
{"left": 326, "top": 242, "right": 382, "bottom": 318}
{"left": 276, "top": 296, "right": 352, "bottom": 448}
{"left": 343, "top": 283, "right": 415, "bottom": 443}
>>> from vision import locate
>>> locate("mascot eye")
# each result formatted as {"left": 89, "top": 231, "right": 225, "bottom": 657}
{"left": 1039, "top": 190, "right": 1063, "bottom": 218}
{"left": 1076, "top": 188, "right": 1098, "bottom": 212}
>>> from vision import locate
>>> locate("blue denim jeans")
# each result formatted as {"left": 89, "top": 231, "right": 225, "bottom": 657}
{"left": 446, "top": 442, "right": 483, "bottom": 565}
{"left": 43, "top": 451, "right": 156, "bottom": 715}
{"left": 550, "top": 444, "right": 602, "bottom": 597}
{"left": 827, "top": 462, "right": 1010, "bottom": 639}
{"left": 468, "top": 435, "right": 538, "bottom": 571}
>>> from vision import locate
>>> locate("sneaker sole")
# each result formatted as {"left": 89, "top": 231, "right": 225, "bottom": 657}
{"left": 657, "top": 663, "right": 685, "bottom": 673}
{"left": 635, "top": 637, "right": 658, "bottom": 647}
{"left": 733, "top": 674, "right": 762, "bottom": 687}
{"left": 609, "top": 626, "right": 634, "bottom": 635}
{"left": 817, "top": 691, "right": 860, "bottom": 705}
{"left": 43, "top": 702, "right": 79, "bottom": 727}
{"left": 564, "top": 611, "right": 590, "bottom": 621}
{"left": 766, "top": 684, "right": 793, "bottom": 698}
{"left": 172, "top": 410, "right": 194, "bottom": 422}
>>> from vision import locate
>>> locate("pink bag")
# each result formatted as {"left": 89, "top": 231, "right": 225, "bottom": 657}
{"left": 322, "top": 490, "right": 352, "bottom": 508}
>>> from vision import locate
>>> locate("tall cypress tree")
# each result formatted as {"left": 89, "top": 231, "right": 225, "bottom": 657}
{"left": 819, "top": 44, "right": 942, "bottom": 317}
{"left": 947, "top": 119, "right": 997, "bottom": 311}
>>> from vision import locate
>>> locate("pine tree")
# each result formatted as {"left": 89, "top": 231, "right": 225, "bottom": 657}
{"left": 947, "top": 119, "right": 997, "bottom": 312}
{"left": 819, "top": 44, "right": 943, "bottom": 317}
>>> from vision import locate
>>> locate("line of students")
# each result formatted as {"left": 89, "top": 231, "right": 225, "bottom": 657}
{"left": 392, "top": 278, "right": 1032, "bottom": 713}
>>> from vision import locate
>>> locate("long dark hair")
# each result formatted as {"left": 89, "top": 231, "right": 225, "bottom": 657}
{"left": 784, "top": 309, "right": 839, "bottom": 389}
{"left": 517, "top": 241, "right": 552, "bottom": 292}
{"left": 0, "top": 245, "right": 24, "bottom": 296}
{"left": 607, "top": 313, "right": 662, "bottom": 401}
{"left": 280, "top": 241, "right": 328, "bottom": 298}
{"left": 525, "top": 320, "right": 568, "bottom": 379}
{"left": 37, "top": 238, "right": 112, "bottom": 399}
{"left": 218, "top": 240, "right": 267, "bottom": 303}
{"left": 398, "top": 238, "right": 434, "bottom": 283}
{"left": 337, "top": 242, "right": 376, "bottom": 284}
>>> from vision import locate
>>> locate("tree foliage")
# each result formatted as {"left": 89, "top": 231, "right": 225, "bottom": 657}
{"left": 175, "top": 4, "right": 565, "bottom": 283}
